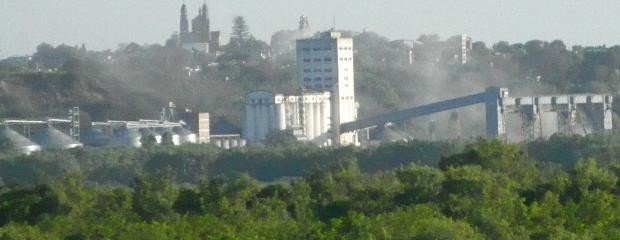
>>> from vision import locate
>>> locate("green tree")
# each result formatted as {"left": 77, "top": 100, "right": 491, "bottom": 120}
{"left": 395, "top": 165, "right": 444, "bottom": 205}
{"left": 0, "top": 185, "right": 65, "bottom": 226}
{"left": 231, "top": 16, "right": 250, "bottom": 44}
{"left": 132, "top": 172, "right": 178, "bottom": 221}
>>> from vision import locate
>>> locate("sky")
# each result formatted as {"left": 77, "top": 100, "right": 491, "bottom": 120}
{"left": 1, "top": 0, "right": 619, "bottom": 58}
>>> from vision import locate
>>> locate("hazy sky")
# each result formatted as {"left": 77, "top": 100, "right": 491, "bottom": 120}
{"left": 1, "top": 0, "right": 619, "bottom": 58}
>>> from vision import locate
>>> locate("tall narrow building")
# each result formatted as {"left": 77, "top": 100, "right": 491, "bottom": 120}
{"left": 296, "top": 31, "right": 358, "bottom": 145}
{"left": 201, "top": 4, "right": 210, "bottom": 41}
{"left": 179, "top": 4, "right": 189, "bottom": 43}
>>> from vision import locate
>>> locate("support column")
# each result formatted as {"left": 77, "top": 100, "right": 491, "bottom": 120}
{"left": 531, "top": 99, "right": 542, "bottom": 140}
{"left": 485, "top": 87, "right": 507, "bottom": 139}
{"left": 604, "top": 96, "right": 614, "bottom": 131}
{"left": 525, "top": 102, "right": 541, "bottom": 140}
{"left": 558, "top": 101, "right": 576, "bottom": 134}
{"left": 332, "top": 94, "right": 341, "bottom": 145}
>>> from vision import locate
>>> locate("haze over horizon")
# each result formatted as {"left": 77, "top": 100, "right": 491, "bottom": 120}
{"left": 1, "top": 0, "right": 619, "bottom": 58}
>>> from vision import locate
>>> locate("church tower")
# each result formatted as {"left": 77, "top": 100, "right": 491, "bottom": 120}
{"left": 298, "top": 15, "right": 312, "bottom": 38}
{"left": 178, "top": 2, "right": 219, "bottom": 54}
{"left": 201, "top": 3, "right": 210, "bottom": 42}
{"left": 191, "top": 5, "right": 209, "bottom": 42}
{"left": 180, "top": 4, "right": 189, "bottom": 43}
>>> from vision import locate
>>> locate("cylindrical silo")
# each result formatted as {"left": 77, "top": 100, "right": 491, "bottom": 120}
{"left": 305, "top": 103, "right": 314, "bottom": 139}
{"left": 130, "top": 130, "right": 142, "bottom": 148}
{"left": 276, "top": 103, "right": 286, "bottom": 130}
{"left": 253, "top": 103, "right": 261, "bottom": 143}
{"left": 244, "top": 104, "right": 255, "bottom": 142}
{"left": 269, "top": 104, "right": 276, "bottom": 130}
{"left": 291, "top": 102, "right": 299, "bottom": 126}
{"left": 171, "top": 134, "right": 181, "bottom": 146}
{"left": 257, "top": 104, "right": 269, "bottom": 141}
{"left": 254, "top": 104, "right": 264, "bottom": 142}
{"left": 321, "top": 100, "right": 331, "bottom": 133}
{"left": 314, "top": 102, "right": 322, "bottom": 138}
{"left": 176, "top": 128, "right": 197, "bottom": 144}
{"left": 184, "top": 133, "right": 197, "bottom": 143}
{"left": 154, "top": 134, "right": 162, "bottom": 145}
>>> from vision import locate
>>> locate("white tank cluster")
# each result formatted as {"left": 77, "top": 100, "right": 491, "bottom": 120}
{"left": 211, "top": 135, "right": 247, "bottom": 149}
{"left": 92, "top": 120, "right": 200, "bottom": 148}
{"left": 111, "top": 128, "right": 143, "bottom": 148}
{"left": 0, "top": 105, "right": 245, "bottom": 152}
{"left": 175, "top": 128, "right": 197, "bottom": 145}
{"left": 243, "top": 91, "right": 332, "bottom": 145}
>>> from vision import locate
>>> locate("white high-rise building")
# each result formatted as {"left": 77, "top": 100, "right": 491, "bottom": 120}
{"left": 242, "top": 31, "right": 358, "bottom": 146}
{"left": 296, "top": 31, "right": 358, "bottom": 145}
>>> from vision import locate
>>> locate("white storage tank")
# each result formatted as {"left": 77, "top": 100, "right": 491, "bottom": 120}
{"left": 171, "top": 134, "right": 181, "bottom": 146}
{"left": 176, "top": 128, "right": 198, "bottom": 144}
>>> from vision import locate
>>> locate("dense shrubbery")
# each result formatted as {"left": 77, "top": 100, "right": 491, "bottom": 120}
{"left": 0, "top": 135, "right": 617, "bottom": 238}
{"left": 0, "top": 140, "right": 461, "bottom": 186}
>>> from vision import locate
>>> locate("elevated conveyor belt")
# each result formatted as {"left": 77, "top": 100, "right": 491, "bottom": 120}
{"left": 340, "top": 87, "right": 509, "bottom": 138}
{"left": 340, "top": 91, "right": 491, "bottom": 133}
{"left": 340, "top": 86, "right": 613, "bottom": 140}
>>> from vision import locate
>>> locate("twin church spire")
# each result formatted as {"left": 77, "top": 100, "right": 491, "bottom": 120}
{"left": 178, "top": 2, "right": 221, "bottom": 54}
{"left": 179, "top": 2, "right": 210, "bottom": 44}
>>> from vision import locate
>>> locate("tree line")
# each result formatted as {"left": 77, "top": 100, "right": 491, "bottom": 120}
{"left": 0, "top": 136, "right": 618, "bottom": 238}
